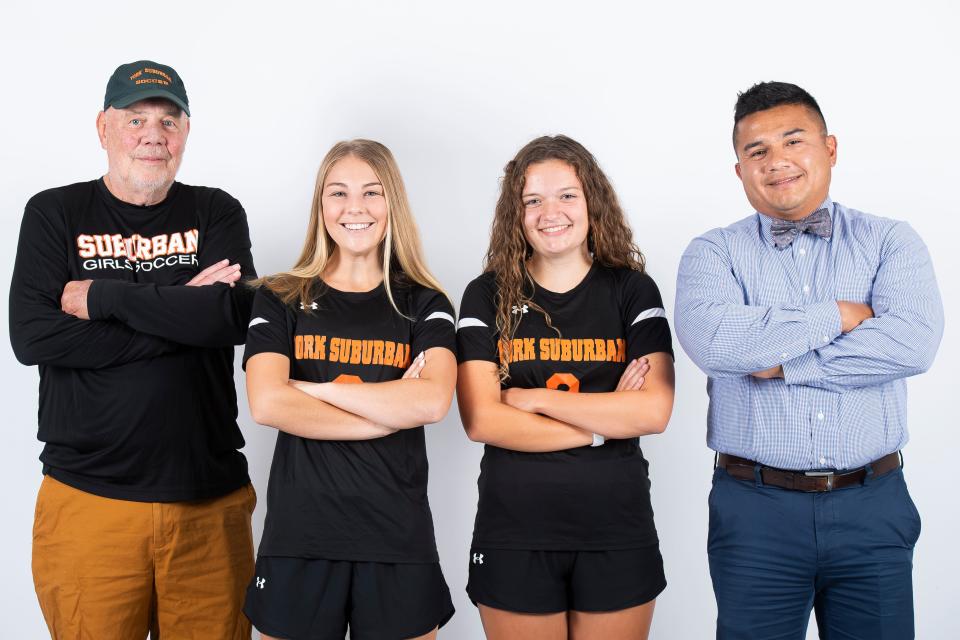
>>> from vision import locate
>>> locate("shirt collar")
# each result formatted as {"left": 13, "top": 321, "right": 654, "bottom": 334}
{"left": 757, "top": 196, "right": 835, "bottom": 248}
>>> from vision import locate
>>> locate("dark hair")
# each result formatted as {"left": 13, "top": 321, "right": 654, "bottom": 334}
{"left": 733, "top": 81, "right": 826, "bottom": 147}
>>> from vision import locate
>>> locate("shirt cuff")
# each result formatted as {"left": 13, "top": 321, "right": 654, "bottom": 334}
{"left": 805, "top": 301, "right": 841, "bottom": 350}
{"left": 87, "top": 279, "right": 125, "bottom": 321}
{"left": 782, "top": 350, "right": 822, "bottom": 386}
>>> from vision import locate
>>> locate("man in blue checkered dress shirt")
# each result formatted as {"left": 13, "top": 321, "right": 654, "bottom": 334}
{"left": 676, "top": 82, "right": 944, "bottom": 639}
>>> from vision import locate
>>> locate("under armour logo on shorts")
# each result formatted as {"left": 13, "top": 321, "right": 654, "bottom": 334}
{"left": 256, "top": 577, "right": 266, "bottom": 589}
{"left": 472, "top": 553, "right": 484, "bottom": 565}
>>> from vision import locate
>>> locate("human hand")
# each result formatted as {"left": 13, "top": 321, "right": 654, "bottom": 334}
{"left": 288, "top": 379, "right": 398, "bottom": 435}
{"left": 616, "top": 357, "right": 650, "bottom": 391}
{"left": 837, "top": 301, "right": 874, "bottom": 333}
{"left": 187, "top": 259, "right": 242, "bottom": 287}
{"left": 289, "top": 379, "right": 323, "bottom": 398}
{"left": 751, "top": 365, "right": 784, "bottom": 379}
{"left": 61, "top": 280, "right": 93, "bottom": 319}
{"left": 402, "top": 351, "right": 426, "bottom": 379}
{"left": 501, "top": 387, "right": 538, "bottom": 413}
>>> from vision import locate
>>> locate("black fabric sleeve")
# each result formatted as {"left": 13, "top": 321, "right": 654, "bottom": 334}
{"left": 619, "top": 270, "right": 674, "bottom": 361}
{"left": 456, "top": 274, "right": 500, "bottom": 364}
{"left": 86, "top": 189, "right": 257, "bottom": 347}
{"left": 8, "top": 197, "right": 177, "bottom": 369}
{"left": 410, "top": 287, "right": 456, "bottom": 357}
{"left": 242, "top": 287, "right": 293, "bottom": 369}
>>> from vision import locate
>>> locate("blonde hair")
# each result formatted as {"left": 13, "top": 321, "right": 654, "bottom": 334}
{"left": 253, "top": 139, "right": 446, "bottom": 311}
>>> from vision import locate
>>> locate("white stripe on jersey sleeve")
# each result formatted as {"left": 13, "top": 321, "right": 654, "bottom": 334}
{"left": 424, "top": 311, "right": 455, "bottom": 326}
{"left": 248, "top": 317, "right": 270, "bottom": 328}
{"left": 630, "top": 307, "right": 666, "bottom": 325}
{"left": 457, "top": 317, "right": 488, "bottom": 330}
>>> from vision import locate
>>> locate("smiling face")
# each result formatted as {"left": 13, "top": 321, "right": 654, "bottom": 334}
{"left": 521, "top": 159, "right": 590, "bottom": 260}
{"left": 97, "top": 98, "right": 189, "bottom": 203}
{"left": 321, "top": 155, "right": 388, "bottom": 257}
{"left": 734, "top": 103, "right": 837, "bottom": 220}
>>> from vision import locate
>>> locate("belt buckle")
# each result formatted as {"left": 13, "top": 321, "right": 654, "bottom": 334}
{"left": 804, "top": 470, "right": 834, "bottom": 491}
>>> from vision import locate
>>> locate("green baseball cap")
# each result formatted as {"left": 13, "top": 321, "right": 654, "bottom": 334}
{"left": 103, "top": 60, "right": 190, "bottom": 116}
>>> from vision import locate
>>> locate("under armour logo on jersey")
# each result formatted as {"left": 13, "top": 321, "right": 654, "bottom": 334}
{"left": 472, "top": 553, "right": 484, "bottom": 565}
{"left": 256, "top": 577, "right": 266, "bottom": 589}
{"left": 300, "top": 301, "right": 318, "bottom": 310}
{"left": 511, "top": 305, "right": 528, "bottom": 315}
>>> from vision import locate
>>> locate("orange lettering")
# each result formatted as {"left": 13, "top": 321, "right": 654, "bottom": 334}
{"left": 571, "top": 339, "right": 583, "bottom": 361}
{"left": 184, "top": 229, "right": 199, "bottom": 254}
{"left": 595, "top": 339, "right": 606, "bottom": 361}
{"left": 137, "top": 236, "right": 152, "bottom": 260}
{"left": 523, "top": 338, "right": 535, "bottom": 361}
{"left": 548, "top": 338, "right": 560, "bottom": 361}
{"left": 168, "top": 233, "right": 185, "bottom": 254}
{"left": 94, "top": 235, "right": 113, "bottom": 257}
{"left": 152, "top": 234, "right": 168, "bottom": 257}
{"left": 77, "top": 235, "right": 95, "bottom": 258}
{"left": 512, "top": 338, "right": 525, "bottom": 362}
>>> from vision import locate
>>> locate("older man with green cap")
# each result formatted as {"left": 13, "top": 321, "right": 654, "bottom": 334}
{"left": 10, "top": 60, "right": 258, "bottom": 638}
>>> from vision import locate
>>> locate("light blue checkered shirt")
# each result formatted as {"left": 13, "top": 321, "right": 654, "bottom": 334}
{"left": 675, "top": 199, "right": 944, "bottom": 470}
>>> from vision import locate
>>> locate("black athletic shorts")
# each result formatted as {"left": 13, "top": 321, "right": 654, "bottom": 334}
{"left": 243, "top": 556, "right": 455, "bottom": 640}
{"left": 466, "top": 546, "right": 666, "bottom": 613}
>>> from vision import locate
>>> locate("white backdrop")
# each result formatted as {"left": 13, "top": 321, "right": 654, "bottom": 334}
{"left": 2, "top": 2, "right": 957, "bottom": 638}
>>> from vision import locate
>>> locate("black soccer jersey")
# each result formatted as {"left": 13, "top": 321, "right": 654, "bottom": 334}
{"left": 243, "top": 279, "right": 456, "bottom": 563}
{"left": 457, "top": 264, "right": 673, "bottom": 550}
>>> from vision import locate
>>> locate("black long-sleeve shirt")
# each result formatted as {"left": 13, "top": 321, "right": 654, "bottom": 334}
{"left": 9, "top": 178, "right": 256, "bottom": 501}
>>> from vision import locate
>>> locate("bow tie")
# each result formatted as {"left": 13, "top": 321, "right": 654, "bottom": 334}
{"left": 770, "top": 208, "right": 833, "bottom": 250}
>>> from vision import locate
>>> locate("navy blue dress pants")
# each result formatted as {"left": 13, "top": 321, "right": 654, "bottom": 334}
{"left": 708, "top": 466, "right": 921, "bottom": 639}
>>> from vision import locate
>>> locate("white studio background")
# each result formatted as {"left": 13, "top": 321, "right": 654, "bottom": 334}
{"left": 1, "top": 1, "right": 957, "bottom": 638}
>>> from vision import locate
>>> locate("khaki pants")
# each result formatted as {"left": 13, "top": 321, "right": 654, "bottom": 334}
{"left": 32, "top": 476, "right": 256, "bottom": 639}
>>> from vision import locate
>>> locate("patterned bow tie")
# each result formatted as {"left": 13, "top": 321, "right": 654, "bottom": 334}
{"left": 770, "top": 208, "right": 833, "bottom": 250}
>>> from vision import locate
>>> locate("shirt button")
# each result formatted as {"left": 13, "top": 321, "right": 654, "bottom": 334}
{"left": 781, "top": 352, "right": 789, "bottom": 359}
{"left": 803, "top": 285, "right": 811, "bottom": 294}
{"left": 819, "top": 456, "right": 826, "bottom": 465}
{"left": 817, "top": 412, "right": 825, "bottom": 420}
{"left": 822, "top": 335, "right": 829, "bottom": 343}
{"left": 799, "top": 248, "right": 806, "bottom": 256}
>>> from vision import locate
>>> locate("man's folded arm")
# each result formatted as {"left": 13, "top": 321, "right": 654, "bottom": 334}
{"left": 9, "top": 203, "right": 176, "bottom": 369}
{"left": 783, "top": 222, "right": 944, "bottom": 391}
{"left": 86, "top": 194, "right": 257, "bottom": 348}
{"left": 675, "top": 233, "right": 841, "bottom": 378}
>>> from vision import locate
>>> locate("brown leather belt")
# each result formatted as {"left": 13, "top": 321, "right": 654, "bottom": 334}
{"left": 716, "top": 452, "right": 902, "bottom": 492}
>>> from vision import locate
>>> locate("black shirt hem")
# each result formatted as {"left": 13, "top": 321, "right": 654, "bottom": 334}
{"left": 257, "top": 547, "right": 440, "bottom": 564}
{"left": 44, "top": 467, "right": 250, "bottom": 503}
{"left": 470, "top": 537, "right": 660, "bottom": 551}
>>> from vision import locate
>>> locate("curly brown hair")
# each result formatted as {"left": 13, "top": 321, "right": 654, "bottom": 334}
{"left": 485, "top": 135, "right": 645, "bottom": 381}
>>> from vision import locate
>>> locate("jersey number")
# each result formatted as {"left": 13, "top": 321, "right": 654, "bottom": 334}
{"left": 333, "top": 374, "right": 363, "bottom": 384}
{"left": 545, "top": 372, "right": 580, "bottom": 393}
